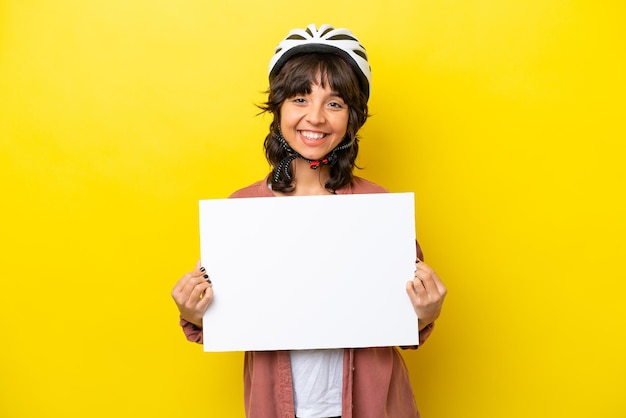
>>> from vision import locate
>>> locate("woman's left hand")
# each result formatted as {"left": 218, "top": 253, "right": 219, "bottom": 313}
{"left": 406, "top": 260, "right": 447, "bottom": 331}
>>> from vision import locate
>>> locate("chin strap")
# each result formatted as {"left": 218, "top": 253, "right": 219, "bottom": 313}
{"left": 273, "top": 130, "right": 351, "bottom": 183}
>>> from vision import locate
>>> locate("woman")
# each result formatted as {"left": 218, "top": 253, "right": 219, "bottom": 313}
{"left": 171, "top": 24, "right": 447, "bottom": 418}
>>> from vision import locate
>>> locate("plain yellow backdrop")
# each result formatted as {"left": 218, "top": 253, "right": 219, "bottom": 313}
{"left": 1, "top": 0, "right": 625, "bottom": 417}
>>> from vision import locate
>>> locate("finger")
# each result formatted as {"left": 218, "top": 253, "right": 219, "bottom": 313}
{"left": 413, "top": 267, "right": 427, "bottom": 288}
{"left": 172, "top": 272, "right": 195, "bottom": 295}
{"left": 180, "top": 282, "right": 211, "bottom": 314}
{"left": 192, "top": 286, "right": 214, "bottom": 317}
{"left": 188, "top": 280, "right": 211, "bottom": 303}
{"left": 419, "top": 273, "right": 441, "bottom": 295}
{"left": 408, "top": 277, "right": 426, "bottom": 298}
{"left": 196, "top": 260, "right": 209, "bottom": 277}
{"left": 415, "top": 261, "right": 434, "bottom": 275}
{"left": 174, "top": 267, "right": 205, "bottom": 291}
{"left": 189, "top": 261, "right": 207, "bottom": 278}
{"left": 415, "top": 263, "right": 445, "bottom": 294}
{"left": 198, "top": 287, "right": 214, "bottom": 307}
{"left": 414, "top": 279, "right": 428, "bottom": 299}
{"left": 182, "top": 275, "right": 211, "bottom": 297}
{"left": 173, "top": 274, "right": 208, "bottom": 303}
{"left": 406, "top": 281, "right": 419, "bottom": 304}
{"left": 406, "top": 281, "right": 427, "bottom": 315}
{"left": 420, "top": 269, "right": 447, "bottom": 296}
{"left": 188, "top": 295, "right": 213, "bottom": 324}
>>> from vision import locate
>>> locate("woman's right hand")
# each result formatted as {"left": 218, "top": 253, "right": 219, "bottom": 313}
{"left": 171, "top": 261, "right": 213, "bottom": 328}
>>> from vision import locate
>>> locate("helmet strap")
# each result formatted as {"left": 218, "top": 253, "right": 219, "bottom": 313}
{"left": 273, "top": 127, "right": 351, "bottom": 183}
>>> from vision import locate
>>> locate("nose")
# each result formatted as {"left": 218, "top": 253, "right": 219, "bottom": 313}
{"left": 306, "top": 104, "right": 326, "bottom": 125}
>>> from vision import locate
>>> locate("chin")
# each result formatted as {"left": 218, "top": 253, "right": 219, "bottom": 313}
{"left": 302, "top": 153, "right": 328, "bottom": 161}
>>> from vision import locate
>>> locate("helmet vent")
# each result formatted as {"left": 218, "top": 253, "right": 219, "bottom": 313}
{"left": 320, "top": 27, "right": 334, "bottom": 37}
{"left": 353, "top": 49, "right": 367, "bottom": 60}
{"left": 328, "top": 34, "right": 358, "bottom": 42}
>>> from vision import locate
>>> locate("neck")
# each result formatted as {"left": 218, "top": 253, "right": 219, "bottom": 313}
{"left": 281, "top": 159, "right": 333, "bottom": 196}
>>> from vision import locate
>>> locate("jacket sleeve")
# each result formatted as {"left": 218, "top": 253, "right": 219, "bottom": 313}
{"left": 419, "top": 322, "right": 435, "bottom": 344}
{"left": 180, "top": 316, "right": 204, "bottom": 344}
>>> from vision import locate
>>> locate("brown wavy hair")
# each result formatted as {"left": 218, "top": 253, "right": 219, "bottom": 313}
{"left": 259, "top": 53, "right": 369, "bottom": 193}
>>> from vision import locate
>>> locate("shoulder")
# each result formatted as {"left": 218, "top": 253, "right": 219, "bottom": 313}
{"left": 340, "top": 176, "right": 390, "bottom": 194}
{"left": 229, "top": 177, "right": 274, "bottom": 198}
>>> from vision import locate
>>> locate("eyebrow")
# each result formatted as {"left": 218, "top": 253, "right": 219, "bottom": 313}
{"left": 329, "top": 91, "right": 345, "bottom": 99}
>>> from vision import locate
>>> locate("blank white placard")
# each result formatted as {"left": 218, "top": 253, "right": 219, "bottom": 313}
{"left": 200, "top": 192, "right": 418, "bottom": 352}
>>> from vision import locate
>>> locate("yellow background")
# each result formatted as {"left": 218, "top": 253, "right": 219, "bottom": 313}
{"left": 1, "top": 0, "right": 624, "bottom": 417}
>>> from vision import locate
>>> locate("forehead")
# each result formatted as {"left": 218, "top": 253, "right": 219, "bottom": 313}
{"left": 282, "top": 66, "right": 348, "bottom": 97}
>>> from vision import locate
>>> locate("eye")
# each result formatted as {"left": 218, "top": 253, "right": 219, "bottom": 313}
{"left": 328, "top": 99, "right": 346, "bottom": 109}
{"left": 291, "top": 97, "right": 306, "bottom": 104}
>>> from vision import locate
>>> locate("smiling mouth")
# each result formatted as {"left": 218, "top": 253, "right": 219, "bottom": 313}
{"left": 299, "top": 130, "right": 327, "bottom": 140}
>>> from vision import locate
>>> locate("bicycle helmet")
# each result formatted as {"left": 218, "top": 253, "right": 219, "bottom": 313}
{"left": 268, "top": 24, "right": 372, "bottom": 99}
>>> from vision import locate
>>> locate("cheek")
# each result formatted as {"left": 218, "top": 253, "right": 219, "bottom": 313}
{"left": 334, "top": 114, "right": 350, "bottom": 136}
{"left": 279, "top": 107, "right": 297, "bottom": 129}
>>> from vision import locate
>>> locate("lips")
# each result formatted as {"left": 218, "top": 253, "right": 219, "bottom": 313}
{"left": 298, "top": 130, "right": 329, "bottom": 147}
{"left": 299, "top": 130, "right": 326, "bottom": 140}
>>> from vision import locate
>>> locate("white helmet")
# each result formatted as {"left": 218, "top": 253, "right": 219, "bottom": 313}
{"left": 268, "top": 24, "right": 372, "bottom": 99}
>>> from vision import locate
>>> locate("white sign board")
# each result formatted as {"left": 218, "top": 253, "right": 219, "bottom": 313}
{"left": 199, "top": 192, "right": 418, "bottom": 352}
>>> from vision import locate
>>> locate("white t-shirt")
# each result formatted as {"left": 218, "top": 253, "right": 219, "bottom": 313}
{"left": 290, "top": 348, "right": 344, "bottom": 418}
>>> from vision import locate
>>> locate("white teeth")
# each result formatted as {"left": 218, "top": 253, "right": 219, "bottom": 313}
{"left": 300, "top": 131, "right": 325, "bottom": 140}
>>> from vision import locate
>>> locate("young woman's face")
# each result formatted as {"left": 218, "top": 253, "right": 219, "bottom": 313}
{"left": 279, "top": 80, "right": 349, "bottom": 161}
